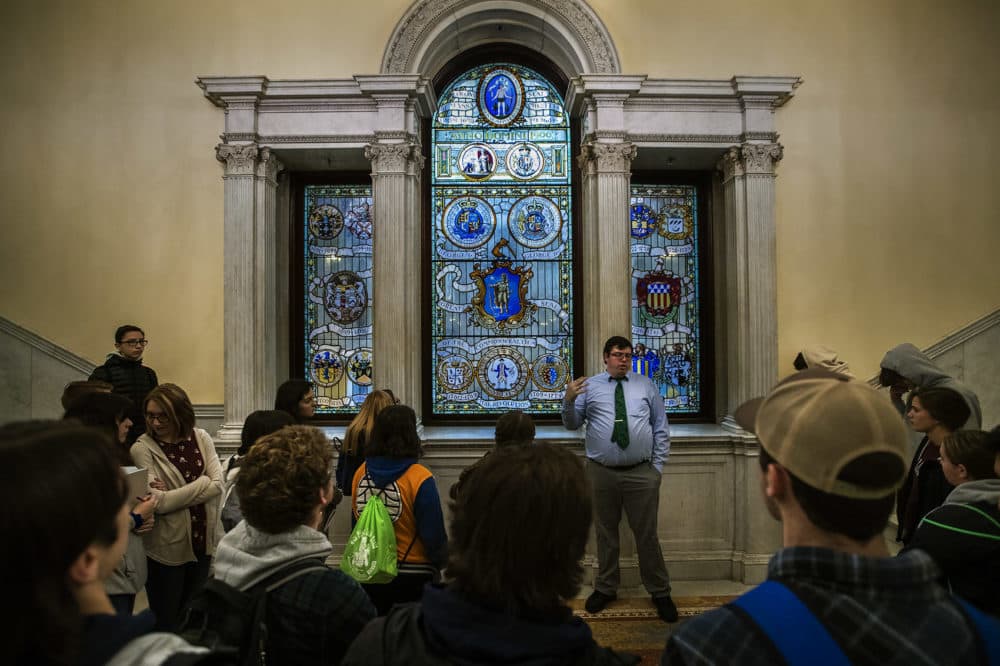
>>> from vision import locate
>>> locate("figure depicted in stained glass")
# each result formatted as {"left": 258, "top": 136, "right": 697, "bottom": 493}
{"left": 458, "top": 144, "right": 496, "bottom": 180}
{"left": 468, "top": 240, "right": 537, "bottom": 331}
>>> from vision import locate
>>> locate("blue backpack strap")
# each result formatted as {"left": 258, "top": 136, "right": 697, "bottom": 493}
{"left": 954, "top": 598, "right": 1000, "bottom": 665}
{"left": 731, "top": 580, "right": 850, "bottom": 666}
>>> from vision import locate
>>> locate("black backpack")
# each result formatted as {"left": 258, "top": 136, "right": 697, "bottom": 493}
{"left": 178, "top": 558, "right": 329, "bottom": 666}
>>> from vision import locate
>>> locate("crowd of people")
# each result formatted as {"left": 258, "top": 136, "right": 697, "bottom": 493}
{"left": 2, "top": 325, "right": 999, "bottom": 665}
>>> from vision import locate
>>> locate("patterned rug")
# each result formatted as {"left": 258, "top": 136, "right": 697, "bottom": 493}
{"left": 571, "top": 595, "right": 735, "bottom": 665}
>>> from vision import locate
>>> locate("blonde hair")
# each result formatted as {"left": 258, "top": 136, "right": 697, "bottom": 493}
{"left": 144, "top": 383, "right": 195, "bottom": 439}
{"left": 343, "top": 389, "right": 395, "bottom": 455}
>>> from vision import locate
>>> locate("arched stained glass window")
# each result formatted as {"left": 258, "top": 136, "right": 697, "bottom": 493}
{"left": 630, "top": 184, "right": 703, "bottom": 415}
{"left": 303, "top": 185, "right": 374, "bottom": 414}
{"left": 431, "top": 64, "right": 573, "bottom": 416}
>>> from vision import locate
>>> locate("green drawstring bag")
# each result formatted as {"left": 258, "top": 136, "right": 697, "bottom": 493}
{"left": 340, "top": 492, "right": 398, "bottom": 584}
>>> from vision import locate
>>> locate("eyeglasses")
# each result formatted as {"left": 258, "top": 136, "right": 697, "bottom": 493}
{"left": 120, "top": 339, "right": 149, "bottom": 347}
{"left": 145, "top": 412, "right": 170, "bottom": 424}
{"left": 608, "top": 351, "right": 633, "bottom": 360}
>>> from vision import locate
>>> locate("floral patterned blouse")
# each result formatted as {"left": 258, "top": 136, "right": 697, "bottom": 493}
{"left": 157, "top": 433, "right": 208, "bottom": 554}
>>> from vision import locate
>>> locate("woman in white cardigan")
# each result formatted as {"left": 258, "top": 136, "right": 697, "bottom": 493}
{"left": 130, "top": 383, "right": 224, "bottom": 630}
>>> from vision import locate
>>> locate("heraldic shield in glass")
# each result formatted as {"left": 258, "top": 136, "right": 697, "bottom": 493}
{"left": 630, "top": 184, "right": 702, "bottom": 415}
{"left": 432, "top": 63, "right": 573, "bottom": 416}
{"left": 304, "top": 185, "right": 374, "bottom": 415}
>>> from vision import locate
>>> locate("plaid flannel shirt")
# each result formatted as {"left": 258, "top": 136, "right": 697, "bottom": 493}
{"left": 663, "top": 547, "right": 989, "bottom": 666}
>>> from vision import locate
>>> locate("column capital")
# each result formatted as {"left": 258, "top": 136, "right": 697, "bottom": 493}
{"left": 716, "top": 147, "right": 744, "bottom": 182}
{"left": 256, "top": 147, "right": 283, "bottom": 182}
{"left": 215, "top": 143, "right": 258, "bottom": 176}
{"left": 365, "top": 141, "right": 420, "bottom": 174}
{"left": 588, "top": 141, "right": 637, "bottom": 174}
{"left": 741, "top": 142, "right": 783, "bottom": 174}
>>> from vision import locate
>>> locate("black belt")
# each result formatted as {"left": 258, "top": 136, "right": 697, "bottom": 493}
{"left": 595, "top": 460, "right": 648, "bottom": 471}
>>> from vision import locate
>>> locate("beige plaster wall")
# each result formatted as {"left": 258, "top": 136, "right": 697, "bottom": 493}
{"left": 2, "top": 0, "right": 998, "bottom": 404}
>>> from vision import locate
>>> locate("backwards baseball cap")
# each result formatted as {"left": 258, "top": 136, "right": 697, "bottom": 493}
{"left": 734, "top": 368, "right": 909, "bottom": 499}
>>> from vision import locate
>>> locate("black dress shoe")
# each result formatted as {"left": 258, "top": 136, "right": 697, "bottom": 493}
{"left": 653, "top": 594, "right": 679, "bottom": 623}
{"left": 585, "top": 590, "right": 617, "bottom": 614}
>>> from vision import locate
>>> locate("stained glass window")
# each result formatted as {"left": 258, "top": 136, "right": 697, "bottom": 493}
{"left": 630, "top": 184, "right": 702, "bottom": 415}
{"left": 303, "top": 185, "right": 374, "bottom": 414}
{"left": 431, "top": 64, "right": 573, "bottom": 416}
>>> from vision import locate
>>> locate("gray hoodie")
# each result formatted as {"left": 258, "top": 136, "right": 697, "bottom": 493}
{"left": 880, "top": 343, "right": 982, "bottom": 430}
{"left": 212, "top": 521, "right": 332, "bottom": 590}
{"left": 945, "top": 478, "right": 1000, "bottom": 505}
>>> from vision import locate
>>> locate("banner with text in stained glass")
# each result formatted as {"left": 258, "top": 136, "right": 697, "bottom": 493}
{"left": 303, "top": 185, "right": 374, "bottom": 415}
{"left": 630, "top": 184, "right": 702, "bottom": 415}
{"left": 431, "top": 63, "right": 574, "bottom": 416}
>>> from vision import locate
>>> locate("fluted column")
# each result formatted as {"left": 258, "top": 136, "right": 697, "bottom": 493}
{"left": 216, "top": 142, "right": 283, "bottom": 441}
{"left": 366, "top": 139, "right": 424, "bottom": 416}
{"left": 578, "top": 141, "right": 636, "bottom": 375}
{"left": 718, "top": 142, "right": 783, "bottom": 417}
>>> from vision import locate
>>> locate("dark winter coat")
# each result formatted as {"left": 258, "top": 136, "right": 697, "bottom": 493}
{"left": 896, "top": 437, "right": 953, "bottom": 545}
{"left": 90, "top": 353, "right": 159, "bottom": 443}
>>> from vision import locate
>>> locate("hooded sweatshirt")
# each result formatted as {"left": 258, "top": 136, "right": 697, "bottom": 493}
{"left": 212, "top": 521, "right": 376, "bottom": 664}
{"left": 352, "top": 456, "right": 448, "bottom": 568}
{"left": 341, "top": 584, "right": 640, "bottom": 666}
{"left": 879, "top": 343, "right": 982, "bottom": 429}
{"left": 905, "top": 478, "right": 1000, "bottom": 615}
{"left": 797, "top": 345, "right": 855, "bottom": 378}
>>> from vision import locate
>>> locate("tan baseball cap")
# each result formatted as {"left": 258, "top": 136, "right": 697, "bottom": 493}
{"left": 734, "top": 369, "right": 909, "bottom": 499}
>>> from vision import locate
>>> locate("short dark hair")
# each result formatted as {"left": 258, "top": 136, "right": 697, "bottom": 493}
{"left": 114, "top": 325, "right": 144, "bottom": 343}
{"left": 494, "top": 410, "right": 535, "bottom": 449}
{"left": 0, "top": 422, "right": 126, "bottom": 664}
{"left": 943, "top": 430, "right": 997, "bottom": 481}
{"left": 448, "top": 445, "right": 591, "bottom": 615}
{"left": 237, "top": 425, "right": 332, "bottom": 534}
{"left": 274, "top": 379, "right": 313, "bottom": 422}
{"left": 912, "top": 387, "right": 971, "bottom": 431}
{"left": 145, "top": 383, "right": 196, "bottom": 438}
{"left": 986, "top": 426, "right": 1000, "bottom": 454}
{"left": 792, "top": 353, "right": 808, "bottom": 371}
{"left": 603, "top": 335, "right": 632, "bottom": 356}
{"left": 239, "top": 410, "right": 295, "bottom": 456}
{"left": 63, "top": 391, "right": 134, "bottom": 464}
{"left": 366, "top": 404, "right": 421, "bottom": 458}
{"left": 759, "top": 448, "right": 900, "bottom": 541}
{"left": 60, "top": 379, "right": 113, "bottom": 410}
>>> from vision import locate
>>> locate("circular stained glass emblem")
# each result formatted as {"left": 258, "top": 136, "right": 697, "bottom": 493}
{"left": 477, "top": 67, "right": 525, "bottom": 127}
{"left": 457, "top": 143, "right": 497, "bottom": 181}
{"left": 630, "top": 204, "right": 658, "bottom": 239}
{"left": 310, "top": 346, "right": 344, "bottom": 387}
{"left": 477, "top": 347, "right": 529, "bottom": 399}
{"left": 436, "top": 355, "right": 475, "bottom": 394}
{"left": 442, "top": 196, "right": 495, "bottom": 249}
{"left": 347, "top": 349, "right": 373, "bottom": 387}
{"left": 508, "top": 195, "right": 562, "bottom": 249}
{"left": 505, "top": 143, "right": 544, "bottom": 180}
{"left": 308, "top": 204, "right": 344, "bottom": 240}
{"left": 658, "top": 206, "right": 694, "bottom": 240}
{"left": 323, "top": 271, "right": 368, "bottom": 324}
{"left": 531, "top": 353, "right": 569, "bottom": 392}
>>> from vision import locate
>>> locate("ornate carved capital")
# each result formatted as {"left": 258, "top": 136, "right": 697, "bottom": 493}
{"left": 591, "top": 142, "right": 637, "bottom": 173}
{"left": 717, "top": 147, "right": 744, "bottom": 182}
{"left": 255, "top": 147, "right": 283, "bottom": 182}
{"left": 576, "top": 142, "right": 595, "bottom": 171}
{"left": 740, "top": 143, "right": 783, "bottom": 175}
{"left": 365, "top": 142, "right": 420, "bottom": 173}
{"left": 215, "top": 143, "right": 258, "bottom": 176}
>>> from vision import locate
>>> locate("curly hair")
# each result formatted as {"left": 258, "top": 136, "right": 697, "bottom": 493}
{"left": 343, "top": 389, "right": 395, "bottom": 456}
{"left": 236, "top": 425, "right": 333, "bottom": 534}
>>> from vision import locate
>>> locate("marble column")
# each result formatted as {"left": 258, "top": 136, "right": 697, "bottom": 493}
{"left": 366, "top": 139, "right": 424, "bottom": 416}
{"left": 216, "top": 143, "right": 284, "bottom": 442}
{"left": 718, "top": 143, "right": 783, "bottom": 417}
{"left": 577, "top": 141, "right": 637, "bottom": 375}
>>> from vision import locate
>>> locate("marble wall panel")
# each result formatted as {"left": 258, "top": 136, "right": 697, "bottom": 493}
{"left": 0, "top": 335, "right": 32, "bottom": 424}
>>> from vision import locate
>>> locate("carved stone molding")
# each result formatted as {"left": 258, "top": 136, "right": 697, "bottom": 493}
{"left": 590, "top": 142, "right": 637, "bottom": 173}
{"left": 215, "top": 143, "right": 258, "bottom": 175}
{"left": 576, "top": 142, "right": 595, "bottom": 171}
{"left": 381, "top": 0, "right": 620, "bottom": 74}
{"left": 741, "top": 143, "right": 783, "bottom": 174}
{"left": 365, "top": 142, "right": 420, "bottom": 173}
{"left": 716, "top": 147, "right": 744, "bottom": 182}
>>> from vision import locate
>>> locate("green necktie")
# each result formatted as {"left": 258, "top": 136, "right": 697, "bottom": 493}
{"left": 612, "top": 378, "right": 630, "bottom": 450}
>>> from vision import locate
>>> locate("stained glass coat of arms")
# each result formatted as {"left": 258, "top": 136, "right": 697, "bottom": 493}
{"left": 432, "top": 64, "right": 573, "bottom": 416}
{"left": 630, "top": 184, "right": 702, "bottom": 415}
{"left": 304, "top": 185, "right": 374, "bottom": 414}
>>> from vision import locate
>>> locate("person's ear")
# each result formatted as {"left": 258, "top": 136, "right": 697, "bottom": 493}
{"left": 67, "top": 545, "right": 102, "bottom": 586}
{"left": 764, "top": 462, "right": 792, "bottom": 501}
{"left": 319, "top": 482, "right": 334, "bottom": 507}
{"left": 956, "top": 463, "right": 970, "bottom": 483}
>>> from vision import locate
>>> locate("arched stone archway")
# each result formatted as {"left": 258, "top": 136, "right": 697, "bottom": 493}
{"left": 382, "top": 0, "right": 621, "bottom": 76}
